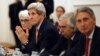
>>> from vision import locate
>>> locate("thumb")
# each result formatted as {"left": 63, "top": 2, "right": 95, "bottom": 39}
{"left": 26, "top": 29, "right": 29, "bottom": 37}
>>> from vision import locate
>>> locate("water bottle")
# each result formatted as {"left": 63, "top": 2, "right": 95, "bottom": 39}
{"left": 13, "top": 48, "right": 23, "bottom": 56}
{"left": 0, "top": 45, "right": 6, "bottom": 56}
{"left": 31, "top": 51, "right": 39, "bottom": 56}
{"left": 59, "top": 50, "right": 65, "bottom": 56}
{"left": 39, "top": 48, "right": 45, "bottom": 54}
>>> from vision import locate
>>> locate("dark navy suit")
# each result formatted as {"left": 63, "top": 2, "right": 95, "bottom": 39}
{"left": 18, "top": 19, "right": 59, "bottom": 54}
{"left": 40, "top": 31, "right": 82, "bottom": 56}
{"left": 68, "top": 26, "right": 100, "bottom": 56}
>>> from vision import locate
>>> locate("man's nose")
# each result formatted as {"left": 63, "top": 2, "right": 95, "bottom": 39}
{"left": 80, "top": 20, "right": 85, "bottom": 26}
{"left": 59, "top": 29, "right": 63, "bottom": 34}
{"left": 29, "top": 15, "right": 32, "bottom": 19}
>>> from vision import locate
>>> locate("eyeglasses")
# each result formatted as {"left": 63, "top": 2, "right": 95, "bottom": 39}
{"left": 59, "top": 25, "right": 72, "bottom": 29}
{"left": 59, "top": 25, "right": 67, "bottom": 29}
{"left": 20, "top": 19, "right": 29, "bottom": 22}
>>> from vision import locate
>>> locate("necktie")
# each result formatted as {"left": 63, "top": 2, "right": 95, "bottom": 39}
{"left": 66, "top": 39, "right": 72, "bottom": 55}
{"left": 84, "top": 37, "right": 90, "bottom": 56}
{"left": 35, "top": 28, "right": 39, "bottom": 44}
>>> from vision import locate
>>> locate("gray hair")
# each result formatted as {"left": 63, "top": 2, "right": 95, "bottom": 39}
{"left": 75, "top": 7, "right": 95, "bottom": 19}
{"left": 27, "top": 2, "right": 46, "bottom": 17}
{"left": 59, "top": 12, "right": 76, "bottom": 29}
{"left": 18, "top": 10, "right": 29, "bottom": 20}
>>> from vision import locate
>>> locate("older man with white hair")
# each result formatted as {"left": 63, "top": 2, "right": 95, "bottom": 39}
{"left": 41, "top": 12, "right": 83, "bottom": 56}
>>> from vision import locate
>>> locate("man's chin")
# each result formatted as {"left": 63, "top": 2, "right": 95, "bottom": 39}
{"left": 81, "top": 31, "right": 89, "bottom": 35}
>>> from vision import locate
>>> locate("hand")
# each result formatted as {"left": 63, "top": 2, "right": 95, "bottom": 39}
{"left": 15, "top": 26, "right": 29, "bottom": 44}
{"left": 4, "top": 47, "right": 14, "bottom": 53}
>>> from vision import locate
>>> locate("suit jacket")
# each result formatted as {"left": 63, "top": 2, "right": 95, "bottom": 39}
{"left": 18, "top": 19, "right": 59, "bottom": 54}
{"left": 41, "top": 31, "right": 82, "bottom": 56}
{"left": 69, "top": 26, "right": 100, "bottom": 56}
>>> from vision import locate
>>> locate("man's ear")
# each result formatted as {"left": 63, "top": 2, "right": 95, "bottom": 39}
{"left": 40, "top": 13, "right": 45, "bottom": 18}
{"left": 93, "top": 18, "right": 96, "bottom": 25}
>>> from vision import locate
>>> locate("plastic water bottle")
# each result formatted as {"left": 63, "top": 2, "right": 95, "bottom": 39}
{"left": 39, "top": 48, "right": 45, "bottom": 54}
{"left": 59, "top": 50, "right": 65, "bottom": 56}
{"left": 31, "top": 51, "right": 39, "bottom": 56}
{"left": 13, "top": 48, "right": 23, "bottom": 56}
{"left": 0, "top": 45, "right": 6, "bottom": 56}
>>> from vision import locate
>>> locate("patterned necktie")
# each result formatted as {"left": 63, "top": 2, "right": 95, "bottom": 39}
{"left": 84, "top": 37, "right": 90, "bottom": 56}
{"left": 35, "top": 28, "right": 39, "bottom": 44}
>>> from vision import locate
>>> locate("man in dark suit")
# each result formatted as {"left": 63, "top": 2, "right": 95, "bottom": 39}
{"left": 40, "top": 12, "right": 83, "bottom": 56}
{"left": 15, "top": 2, "right": 59, "bottom": 54}
{"left": 9, "top": 0, "right": 33, "bottom": 48}
{"left": 68, "top": 7, "right": 100, "bottom": 56}
{"left": 45, "top": 31, "right": 82, "bottom": 56}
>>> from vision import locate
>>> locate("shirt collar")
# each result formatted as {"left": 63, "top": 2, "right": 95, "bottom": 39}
{"left": 88, "top": 28, "right": 95, "bottom": 40}
{"left": 36, "top": 19, "right": 44, "bottom": 30}
{"left": 71, "top": 34, "right": 75, "bottom": 40}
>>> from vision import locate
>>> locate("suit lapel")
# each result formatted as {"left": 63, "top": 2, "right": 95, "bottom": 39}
{"left": 37, "top": 19, "right": 47, "bottom": 44}
{"left": 89, "top": 26, "right": 98, "bottom": 55}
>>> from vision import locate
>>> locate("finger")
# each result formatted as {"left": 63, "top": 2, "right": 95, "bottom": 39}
{"left": 16, "top": 26, "right": 24, "bottom": 33}
{"left": 16, "top": 26, "right": 21, "bottom": 32}
{"left": 15, "top": 31, "right": 18, "bottom": 35}
{"left": 15, "top": 31, "right": 20, "bottom": 38}
{"left": 15, "top": 26, "right": 19, "bottom": 32}
{"left": 26, "top": 29, "right": 29, "bottom": 35}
